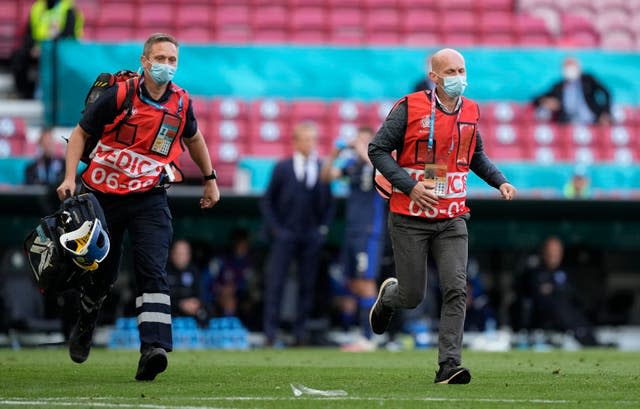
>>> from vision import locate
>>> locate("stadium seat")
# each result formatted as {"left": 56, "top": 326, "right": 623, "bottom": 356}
{"left": 0, "top": 2, "right": 18, "bottom": 59}
{"left": 191, "top": 97, "right": 211, "bottom": 122}
{"left": 401, "top": 10, "right": 439, "bottom": 39}
{"left": 515, "top": 14, "right": 555, "bottom": 46}
{"left": 436, "top": 0, "right": 477, "bottom": 12}
{"left": 328, "top": 7, "right": 365, "bottom": 45}
{"left": 600, "top": 30, "right": 635, "bottom": 50}
{"left": 212, "top": 98, "right": 248, "bottom": 121}
{"left": 440, "top": 11, "right": 478, "bottom": 36}
{"left": 250, "top": 99, "right": 289, "bottom": 122}
{"left": 290, "top": 100, "right": 329, "bottom": 124}
{"left": 330, "top": 100, "right": 367, "bottom": 123}
{"left": 367, "top": 100, "right": 396, "bottom": 128}
{"left": 481, "top": 123, "right": 532, "bottom": 162}
{"left": 611, "top": 105, "right": 638, "bottom": 125}
{"left": 93, "top": 26, "right": 136, "bottom": 42}
{"left": 477, "top": 0, "right": 513, "bottom": 12}
{"left": 214, "top": 5, "right": 252, "bottom": 43}
{"left": 176, "top": 4, "right": 213, "bottom": 32}
{"left": 564, "top": 125, "right": 611, "bottom": 162}
{"left": 137, "top": 3, "right": 175, "bottom": 32}
{"left": 365, "top": 8, "right": 401, "bottom": 35}
{"left": 96, "top": 2, "right": 136, "bottom": 27}
{"left": 289, "top": 7, "right": 328, "bottom": 44}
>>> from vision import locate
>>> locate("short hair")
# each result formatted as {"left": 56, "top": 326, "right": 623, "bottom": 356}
{"left": 293, "top": 121, "right": 318, "bottom": 140}
{"left": 143, "top": 33, "right": 179, "bottom": 57}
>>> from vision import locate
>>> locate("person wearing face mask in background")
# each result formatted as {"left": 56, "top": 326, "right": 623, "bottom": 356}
{"left": 368, "top": 48, "right": 517, "bottom": 385}
{"left": 56, "top": 33, "right": 220, "bottom": 381}
{"left": 532, "top": 57, "right": 611, "bottom": 125}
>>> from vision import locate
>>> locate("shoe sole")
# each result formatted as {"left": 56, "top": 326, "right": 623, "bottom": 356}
{"left": 369, "top": 277, "right": 398, "bottom": 335}
{"left": 135, "top": 351, "right": 168, "bottom": 381}
{"left": 435, "top": 368, "right": 471, "bottom": 384}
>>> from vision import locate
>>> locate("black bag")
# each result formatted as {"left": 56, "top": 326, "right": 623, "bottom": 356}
{"left": 80, "top": 70, "right": 139, "bottom": 163}
{"left": 24, "top": 193, "right": 109, "bottom": 293}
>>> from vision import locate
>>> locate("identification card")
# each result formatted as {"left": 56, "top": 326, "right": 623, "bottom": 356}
{"left": 151, "top": 112, "right": 181, "bottom": 156}
{"left": 424, "top": 163, "right": 447, "bottom": 197}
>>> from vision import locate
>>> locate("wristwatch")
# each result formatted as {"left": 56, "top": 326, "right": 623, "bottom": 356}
{"left": 203, "top": 169, "right": 217, "bottom": 181}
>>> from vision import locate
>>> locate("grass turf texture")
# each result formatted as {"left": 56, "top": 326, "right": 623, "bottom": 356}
{"left": 1, "top": 348, "right": 639, "bottom": 408}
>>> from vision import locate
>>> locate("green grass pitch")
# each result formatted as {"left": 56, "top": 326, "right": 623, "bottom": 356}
{"left": 1, "top": 348, "right": 639, "bottom": 408}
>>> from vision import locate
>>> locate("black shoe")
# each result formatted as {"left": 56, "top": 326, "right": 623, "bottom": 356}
{"left": 434, "top": 358, "right": 472, "bottom": 384}
{"left": 68, "top": 310, "right": 99, "bottom": 364}
{"left": 135, "top": 347, "right": 168, "bottom": 381}
{"left": 369, "top": 277, "right": 397, "bottom": 335}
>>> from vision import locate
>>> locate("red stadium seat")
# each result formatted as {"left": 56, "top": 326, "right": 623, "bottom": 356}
{"left": 515, "top": 14, "right": 555, "bottom": 46}
{"left": 137, "top": 3, "right": 175, "bottom": 32}
{"left": 403, "top": 33, "right": 442, "bottom": 46}
{"left": 477, "top": 0, "right": 514, "bottom": 12}
{"left": 214, "top": 5, "right": 251, "bottom": 43}
{"left": 290, "top": 7, "right": 327, "bottom": 32}
{"left": 176, "top": 4, "right": 213, "bottom": 31}
{"left": 250, "top": 99, "right": 289, "bottom": 122}
{"left": 93, "top": 26, "right": 136, "bottom": 42}
{"left": 191, "top": 97, "right": 211, "bottom": 122}
{"left": 328, "top": 8, "right": 365, "bottom": 45}
{"left": 367, "top": 100, "right": 396, "bottom": 128}
{"left": 436, "top": 0, "right": 477, "bottom": 12}
{"left": 479, "top": 11, "right": 514, "bottom": 36}
{"left": 365, "top": 8, "right": 401, "bottom": 33}
{"left": 401, "top": 10, "right": 439, "bottom": 37}
{"left": 290, "top": 100, "right": 329, "bottom": 124}
{"left": 611, "top": 105, "right": 638, "bottom": 125}
{"left": 441, "top": 32, "right": 478, "bottom": 46}
{"left": 0, "top": 2, "right": 19, "bottom": 58}
{"left": 252, "top": 5, "right": 288, "bottom": 31}
{"left": 212, "top": 98, "right": 248, "bottom": 121}
{"left": 97, "top": 2, "right": 136, "bottom": 27}
{"left": 178, "top": 26, "right": 214, "bottom": 43}
{"left": 330, "top": 100, "right": 367, "bottom": 123}
{"left": 440, "top": 11, "right": 478, "bottom": 35}
{"left": 481, "top": 123, "right": 532, "bottom": 162}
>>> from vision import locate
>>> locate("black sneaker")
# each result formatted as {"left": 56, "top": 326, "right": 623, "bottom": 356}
{"left": 135, "top": 347, "right": 168, "bottom": 381}
{"left": 68, "top": 310, "right": 99, "bottom": 364}
{"left": 434, "top": 358, "right": 472, "bottom": 384}
{"left": 369, "top": 277, "right": 397, "bottom": 335}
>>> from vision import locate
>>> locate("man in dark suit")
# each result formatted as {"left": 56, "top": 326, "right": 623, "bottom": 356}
{"left": 260, "top": 121, "right": 333, "bottom": 346}
{"left": 532, "top": 57, "right": 611, "bottom": 125}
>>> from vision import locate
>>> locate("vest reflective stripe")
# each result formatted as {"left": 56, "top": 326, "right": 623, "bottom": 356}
{"left": 389, "top": 91, "right": 479, "bottom": 220}
{"left": 30, "top": 0, "right": 82, "bottom": 43}
{"left": 82, "top": 78, "right": 189, "bottom": 194}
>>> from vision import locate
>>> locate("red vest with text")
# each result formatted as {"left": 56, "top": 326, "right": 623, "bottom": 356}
{"left": 389, "top": 91, "right": 479, "bottom": 220}
{"left": 82, "top": 78, "right": 189, "bottom": 194}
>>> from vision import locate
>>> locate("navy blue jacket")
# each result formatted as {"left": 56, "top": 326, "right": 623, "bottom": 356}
{"left": 260, "top": 158, "right": 333, "bottom": 240}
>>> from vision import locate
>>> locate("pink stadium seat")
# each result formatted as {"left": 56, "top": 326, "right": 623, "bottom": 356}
{"left": 404, "top": 33, "right": 441, "bottom": 46}
{"left": 290, "top": 100, "right": 329, "bottom": 124}
{"left": 600, "top": 30, "right": 635, "bottom": 50}
{"left": 247, "top": 119, "right": 291, "bottom": 157}
{"left": 328, "top": 8, "right": 365, "bottom": 45}
{"left": 326, "top": 0, "right": 368, "bottom": 7}
{"left": 365, "top": 8, "right": 401, "bottom": 33}
{"left": 479, "top": 12, "right": 514, "bottom": 35}
{"left": 481, "top": 102, "right": 523, "bottom": 124}
{"left": 402, "top": 10, "right": 439, "bottom": 37}
{"left": 179, "top": 27, "right": 214, "bottom": 43}
{"left": 397, "top": 0, "right": 434, "bottom": 8}
{"left": 366, "top": 31, "right": 402, "bottom": 45}
{"left": 441, "top": 32, "right": 478, "bottom": 46}
{"left": 481, "top": 123, "right": 532, "bottom": 162}
{"left": 0, "top": 117, "right": 27, "bottom": 141}
{"left": 210, "top": 118, "right": 250, "bottom": 144}
{"left": 252, "top": 5, "right": 288, "bottom": 31}
{"left": 289, "top": 7, "right": 328, "bottom": 43}
{"left": 440, "top": 11, "right": 477, "bottom": 35}
{"left": 367, "top": 100, "right": 396, "bottom": 127}
{"left": 97, "top": 3, "right": 136, "bottom": 27}
{"left": 214, "top": 5, "right": 251, "bottom": 43}
{"left": 250, "top": 99, "right": 289, "bottom": 122}
{"left": 176, "top": 4, "right": 212, "bottom": 30}
{"left": 436, "top": 0, "right": 477, "bottom": 12}
{"left": 330, "top": 100, "right": 367, "bottom": 123}
{"left": 137, "top": 4, "right": 175, "bottom": 31}
{"left": 191, "top": 97, "right": 212, "bottom": 121}
{"left": 93, "top": 26, "right": 136, "bottom": 42}
{"left": 611, "top": 105, "right": 639, "bottom": 125}
{"left": 364, "top": 0, "right": 400, "bottom": 9}
{"left": 477, "top": 0, "right": 514, "bottom": 12}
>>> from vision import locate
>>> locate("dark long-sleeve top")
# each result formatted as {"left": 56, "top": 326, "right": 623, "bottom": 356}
{"left": 368, "top": 99, "right": 508, "bottom": 196}
{"left": 260, "top": 158, "right": 334, "bottom": 239}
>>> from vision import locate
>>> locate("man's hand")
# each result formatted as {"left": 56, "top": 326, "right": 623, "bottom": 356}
{"left": 200, "top": 180, "right": 220, "bottom": 209}
{"left": 540, "top": 97, "right": 561, "bottom": 112}
{"left": 409, "top": 180, "right": 439, "bottom": 211}
{"left": 499, "top": 183, "right": 517, "bottom": 200}
{"left": 56, "top": 178, "right": 76, "bottom": 201}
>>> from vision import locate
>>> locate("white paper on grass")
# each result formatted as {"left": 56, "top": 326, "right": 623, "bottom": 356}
{"left": 290, "top": 383, "right": 348, "bottom": 397}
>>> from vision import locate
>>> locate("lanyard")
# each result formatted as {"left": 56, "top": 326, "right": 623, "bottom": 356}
{"left": 427, "top": 90, "right": 461, "bottom": 156}
{"left": 138, "top": 78, "right": 184, "bottom": 114}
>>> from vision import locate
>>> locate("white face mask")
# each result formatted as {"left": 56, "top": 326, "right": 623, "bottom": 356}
{"left": 563, "top": 65, "right": 580, "bottom": 81}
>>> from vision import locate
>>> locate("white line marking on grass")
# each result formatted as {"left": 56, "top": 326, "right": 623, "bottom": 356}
{"left": 0, "top": 400, "right": 236, "bottom": 409}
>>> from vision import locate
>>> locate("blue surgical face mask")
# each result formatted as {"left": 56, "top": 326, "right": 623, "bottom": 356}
{"left": 440, "top": 75, "right": 467, "bottom": 98}
{"left": 148, "top": 61, "right": 176, "bottom": 85}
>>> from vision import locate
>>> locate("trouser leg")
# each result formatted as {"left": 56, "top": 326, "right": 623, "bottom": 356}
{"left": 430, "top": 216, "right": 469, "bottom": 365}
{"left": 129, "top": 193, "right": 173, "bottom": 352}
{"left": 294, "top": 238, "right": 321, "bottom": 342}
{"left": 263, "top": 238, "right": 294, "bottom": 342}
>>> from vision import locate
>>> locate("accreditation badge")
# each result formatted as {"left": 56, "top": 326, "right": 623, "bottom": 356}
{"left": 151, "top": 112, "right": 181, "bottom": 156}
{"left": 424, "top": 163, "right": 447, "bottom": 197}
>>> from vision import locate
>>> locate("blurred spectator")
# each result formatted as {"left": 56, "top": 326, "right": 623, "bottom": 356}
{"left": 24, "top": 127, "right": 65, "bottom": 186}
{"left": 11, "top": 0, "right": 83, "bottom": 99}
{"left": 208, "top": 228, "right": 256, "bottom": 322}
{"left": 25, "top": 127, "right": 66, "bottom": 214}
{"left": 532, "top": 57, "right": 611, "bottom": 125}
{"left": 260, "top": 121, "right": 334, "bottom": 346}
{"left": 320, "top": 127, "right": 386, "bottom": 351}
{"left": 464, "top": 258, "right": 495, "bottom": 332}
{"left": 413, "top": 55, "right": 435, "bottom": 92}
{"left": 166, "top": 239, "right": 208, "bottom": 325}
{"left": 513, "top": 236, "right": 600, "bottom": 346}
{"left": 563, "top": 165, "right": 591, "bottom": 199}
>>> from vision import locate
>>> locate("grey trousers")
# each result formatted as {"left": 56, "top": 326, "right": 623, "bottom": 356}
{"left": 383, "top": 211, "right": 469, "bottom": 365}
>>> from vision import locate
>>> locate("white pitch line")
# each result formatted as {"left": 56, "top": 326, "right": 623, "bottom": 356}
{"left": 0, "top": 401, "right": 236, "bottom": 409}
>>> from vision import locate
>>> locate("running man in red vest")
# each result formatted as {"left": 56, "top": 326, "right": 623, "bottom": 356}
{"left": 56, "top": 33, "right": 220, "bottom": 381}
{"left": 368, "top": 48, "right": 516, "bottom": 384}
